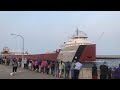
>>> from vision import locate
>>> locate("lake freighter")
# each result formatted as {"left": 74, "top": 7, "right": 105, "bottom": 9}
{"left": 1, "top": 29, "right": 96, "bottom": 63}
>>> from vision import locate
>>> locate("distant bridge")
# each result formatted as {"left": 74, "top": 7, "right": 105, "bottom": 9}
{"left": 96, "top": 56, "right": 120, "bottom": 59}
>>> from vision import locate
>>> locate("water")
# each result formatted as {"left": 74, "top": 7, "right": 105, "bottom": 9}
{"left": 96, "top": 59, "right": 120, "bottom": 69}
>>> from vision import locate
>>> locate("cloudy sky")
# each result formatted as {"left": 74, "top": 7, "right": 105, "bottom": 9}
{"left": 0, "top": 11, "right": 120, "bottom": 55}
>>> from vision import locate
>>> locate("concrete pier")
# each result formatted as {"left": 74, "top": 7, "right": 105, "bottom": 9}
{"left": 0, "top": 65, "right": 60, "bottom": 79}
{"left": 0, "top": 64, "right": 100, "bottom": 79}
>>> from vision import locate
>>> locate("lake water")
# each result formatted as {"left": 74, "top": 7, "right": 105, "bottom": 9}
{"left": 96, "top": 59, "right": 120, "bottom": 69}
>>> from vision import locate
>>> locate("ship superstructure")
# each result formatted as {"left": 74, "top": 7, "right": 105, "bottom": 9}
{"left": 57, "top": 28, "right": 96, "bottom": 62}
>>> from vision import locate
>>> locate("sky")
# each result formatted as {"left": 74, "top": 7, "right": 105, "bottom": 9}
{"left": 0, "top": 11, "right": 120, "bottom": 55}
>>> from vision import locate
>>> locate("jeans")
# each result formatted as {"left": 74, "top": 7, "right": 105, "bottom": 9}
{"left": 71, "top": 69, "right": 74, "bottom": 79}
{"left": 74, "top": 70, "right": 80, "bottom": 79}
{"left": 55, "top": 68, "right": 59, "bottom": 77}
{"left": 65, "top": 70, "right": 70, "bottom": 79}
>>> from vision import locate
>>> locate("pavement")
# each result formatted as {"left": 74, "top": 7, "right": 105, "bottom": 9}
{"left": 0, "top": 64, "right": 60, "bottom": 79}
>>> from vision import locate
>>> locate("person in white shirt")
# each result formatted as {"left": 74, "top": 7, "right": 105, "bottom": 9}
{"left": 28, "top": 60, "right": 32, "bottom": 70}
{"left": 74, "top": 60, "right": 82, "bottom": 79}
{"left": 59, "top": 61, "right": 65, "bottom": 78}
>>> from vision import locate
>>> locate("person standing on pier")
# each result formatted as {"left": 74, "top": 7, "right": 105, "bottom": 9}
{"left": 107, "top": 67, "right": 112, "bottom": 79}
{"left": 12, "top": 59, "right": 18, "bottom": 74}
{"left": 38, "top": 59, "right": 42, "bottom": 71}
{"left": 70, "top": 60, "right": 76, "bottom": 79}
{"left": 44, "top": 60, "right": 48, "bottom": 73}
{"left": 114, "top": 64, "right": 120, "bottom": 79}
{"left": 100, "top": 62, "right": 108, "bottom": 79}
{"left": 40, "top": 60, "right": 45, "bottom": 73}
{"left": 4, "top": 57, "right": 7, "bottom": 65}
{"left": 51, "top": 61, "right": 55, "bottom": 76}
{"left": 74, "top": 60, "right": 82, "bottom": 79}
{"left": 28, "top": 60, "right": 32, "bottom": 70}
{"left": 59, "top": 61, "right": 65, "bottom": 78}
{"left": 65, "top": 61, "right": 71, "bottom": 79}
{"left": 55, "top": 61, "right": 59, "bottom": 77}
{"left": 46, "top": 61, "right": 50, "bottom": 74}
{"left": 92, "top": 64, "right": 98, "bottom": 79}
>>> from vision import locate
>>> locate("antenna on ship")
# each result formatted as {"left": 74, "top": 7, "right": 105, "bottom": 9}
{"left": 94, "top": 32, "right": 104, "bottom": 43}
{"left": 98, "top": 32, "right": 104, "bottom": 41}
{"left": 76, "top": 28, "right": 79, "bottom": 36}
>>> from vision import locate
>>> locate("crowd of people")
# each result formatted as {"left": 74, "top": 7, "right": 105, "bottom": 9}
{"left": 23, "top": 59, "right": 82, "bottom": 79}
{"left": 92, "top": 62, "right": 120, "bottom": 79}
{"left": 0, "top": 57, "right": 82, "bottom": 79}
{"left": 1, "top": 56, "right": 120, "bottom": 79}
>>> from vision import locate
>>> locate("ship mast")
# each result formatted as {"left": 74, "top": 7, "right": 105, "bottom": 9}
{"left": 76, "top": 28, "right": 79, "bottom": 36}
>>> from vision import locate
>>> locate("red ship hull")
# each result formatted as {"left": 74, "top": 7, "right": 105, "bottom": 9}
{"left": 6, "top": 52, "right": 60, "bottom": 61}
{"left": 5, "top": 44, "right": 96, "bottom": 62}
{"left": 80, "top": 44, "right": 96, "bottom": 62}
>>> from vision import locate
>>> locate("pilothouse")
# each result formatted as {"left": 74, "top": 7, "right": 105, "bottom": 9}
{"left": 64, "top": 29, "right": 93, "bottom": 48}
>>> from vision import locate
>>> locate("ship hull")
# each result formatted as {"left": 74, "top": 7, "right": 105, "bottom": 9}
{"left": 5, "top": 52, "right": 59, "bottom": 61}
{"left": 57, "top": 44, "right": 96, "bottom": 62}
{"left": 74, "top": 44, "right": 96, "bottom": 62}
{"left": 2, "top": 45, "right": 96, "bottom": 62}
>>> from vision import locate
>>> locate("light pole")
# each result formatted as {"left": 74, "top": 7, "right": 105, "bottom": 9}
{"left": 11, "top": 34, "right": 24, "bottom": 68}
